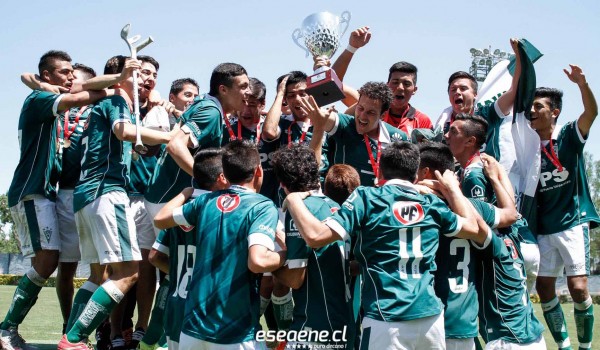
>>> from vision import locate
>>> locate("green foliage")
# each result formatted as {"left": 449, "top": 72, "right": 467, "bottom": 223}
{"left": 0, "top": 193, "right": 20, "bottom": 254}
{"left": 584, "top": 152, "right": 600, "bottom": 274}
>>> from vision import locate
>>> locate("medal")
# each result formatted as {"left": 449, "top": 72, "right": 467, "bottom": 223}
{"left": 63, "top": 139, "right": 71, "bottom": 149}
{"left": 132, "top": 151, "right": 139, "bottom": 161}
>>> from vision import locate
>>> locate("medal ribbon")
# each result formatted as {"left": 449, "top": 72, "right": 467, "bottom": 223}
{"left": 223, "top": 116, "right": 237, "bottom": 141}
{"left": 363, "top": 134, "right": 382, "bottom": 184}
{"left": 541, "top": 139, "right": 563, "bottom": 172}
{"left": 63, "top": 106, "right": 87, "bottom": 141}
{"left": 287, "top": 120, "right": 310, "bottom": 147}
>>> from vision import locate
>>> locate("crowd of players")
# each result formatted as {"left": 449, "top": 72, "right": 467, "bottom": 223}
{"left": 0, "top": 26, "right": 597, "bottom": 350}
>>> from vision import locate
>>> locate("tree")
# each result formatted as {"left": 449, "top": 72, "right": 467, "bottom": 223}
{"left": 0, "top": 193, "right": 20, "bottom": 254}
{"left": 584, "top": 151, "right": 600, "bottom": 274}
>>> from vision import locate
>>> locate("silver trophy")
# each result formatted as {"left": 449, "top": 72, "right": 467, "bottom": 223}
{"left": 292, "top": 11, "right": 351, "bottom": 106}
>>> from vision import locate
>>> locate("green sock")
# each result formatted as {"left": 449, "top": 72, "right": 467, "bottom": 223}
{"left": 1, "top": 269, "right": 45, "bottom": 329}
{"left": 66, "top": 280, "right": 124, "bottom": 343}
{"left": 574, "top": 297, "right": 594, "bottom": 349}
{"left": 142, "top": 277, "right": 169, "bottom": 344}
{"left": 474, "top": 336, "right": 483, "bottom": 350}
{"left": 542, "top": 297, "right": 572, "bottom": 349}
{"left": 271, "top": 291, "right": 293, "bottom": 330}
{"left": 65, "top": 281, "right": 98, "bottom": 333}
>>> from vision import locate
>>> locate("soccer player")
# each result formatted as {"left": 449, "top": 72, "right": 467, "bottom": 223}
{"left": 300, "top": 82, "right": 407, "bottom": 186}
{"left": 154, "top": 140, "right": 285, "bottom": 350}
{"left": 532, "top": 65, "right": 598, "bottom": 350}
{"left": 324, "top": 164, "right": 361, "bottom": 206}
{"left": 331, "top": 27, "right": 432, "bottom": 135}
{"left": 57, "top": 55, "right": 173, "bottom": 350}
{"left": 271, "top": 146, "right": 353, "bottom": 349}
{"left": 147, "top": 148, "right": 228, "bottom": 350}
{"left": 284, "top": 141, "right": 484, "bottom": 349}
{"left": 144, "top": 63, "right": 250, "bottom": 217}
{"left": 444, "top": 113, "right": 494, "bottom": 202}
{"left": 2, "top": 50, "right": 115, "bottom": 350}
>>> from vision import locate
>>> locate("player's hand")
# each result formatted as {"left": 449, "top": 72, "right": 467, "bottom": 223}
{"left": 147, "top": 90, "right": 162, "bottom": 109}
{"left": 181, "top": 187, "right": 194, "bottom": 200}
{"left": 434, "top": 169, "right": 461, "bottom": 196}
{"left": 40, "top": 82, "right": 70, "bottom": 94}
{"left": 298, "top": 95, "right": 332, "bottom": 129}
{"left": 281, "top": 191, "right": 311, "bottom": 212}
{"left": 313, "top": 55, "right": 331, "bottom": 71}
{"left": 416, "top": 180, "right": 444, "bottom": 198}
{"left": 120, "top": 58, "right": 142, "bottom": 82}
{"left": 349, "top": 26, "right": 371, "bottom": 49}
{"left": 481, "top": 154, "right": 504, "bottom": 180}
{"left": 277, "top": 75, "right": 289, "bottom": 96}
{"left": 564, "top": 64, "right": 587, "bottom": 86}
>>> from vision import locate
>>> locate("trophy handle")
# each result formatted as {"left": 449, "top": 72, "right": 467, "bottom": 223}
{"left": 292, "top": 28, "right": 310, "bottom": 57}
{"left": 339, "top": 11, "right": 352, "bottom": 38}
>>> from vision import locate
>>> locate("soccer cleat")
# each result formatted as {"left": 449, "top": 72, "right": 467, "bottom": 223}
{"left": 57, "top": 334, "right": 93, "bottom": 350}
{"left": 127, "top": 327, "right": 145, "bottom": 350}
{"left": 110, "top": 336, "right": 126, "bottom": 350}
{"left": 94, "top": 319, "right": 111, "bottom": 350}
{"left": 0, "top": 327, "right": 38, "bottom": 350}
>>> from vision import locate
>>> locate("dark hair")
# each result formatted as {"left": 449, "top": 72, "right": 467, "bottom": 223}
{"left": 193, "top": 148, "right": 223, "bottom": 191}
{"left": 379, "top": 142, "right": 420, "bottom": 182}
{"left": 38, "top": 50, "right": 72, "bottom": 75}
{"left": 325, "top": 164, "right": 360, "bottom": 205}
{"left": 138, "top": 55, "right": 159, "bottom": 71}
{"left": 73, "top": 63, "right": 96, "bottom": 80}
{"left": 534, "top": 87, "right": 563, "bottom": 113}
{"left": 103, "top": 55, "right": 127, "bottom": 75}
{"left": 208, "top": 63, "right": 247, "bottom": 96}
{"left": 447, "top": 71, "right": 478, "bottom": 92}
{"left": 283, "top": 71, "right": 308, "bottom": 93}
{"left": 249, "top": 77, "right": 267, "bottom": 102}
{"left": 418, "top": 142, "right": 454, "bottom": 174}
{"left": 170, "top": 78, "right": 199, "bottom": 96}
{"left": 388, "top": 61, "right": 418, "bottom": 84}
{"left": 271, "top": 145, "right": 320, "bottom": 192}
{"left": 222, "top": 139, "right": 260, "bottom": 184}
{"left": 358, "top": 81, "right": 393, "bottom": 115}
{"left": 454, "top": 113, "right": 488, "bottom": 148}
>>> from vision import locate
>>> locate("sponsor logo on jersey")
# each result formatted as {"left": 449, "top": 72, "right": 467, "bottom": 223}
{"left": 392, "top": 201, "right": 424, "bottom": 225}
{"left": 391, "top": 132, "right": 403, "bottom": 142}
{"left": 216, "top": 193, "right": 241, "bottom": 213}
{"left": 539, "top": 169, "right": 569, "bottom": 188}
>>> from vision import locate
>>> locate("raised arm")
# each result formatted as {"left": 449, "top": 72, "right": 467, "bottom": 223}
{"left": 497, "top": 38, "right": 521, "bottom": 115}
{"left": 57, "top": 90, "right": 111, "bottom": 113}
{"left": 166, "top": 129, "right": 195, "bottom": 176}
{"left": 263, "top": 76, "right": 287, "bottom": 141}
{"left": 331, "top": 26, "right": 371, "bottom": 81}
{"left": 21, "top": 73, "right": 69, "bottom": 93}
{"left": 153, "top": 187, "right": 194, "bottom": 229}
{"left": 481, "top": 154, "right": 518, "bottom": 227}
{"left": 565, "top": 65, "right": 598, "bottom": 138}
{"left": 113, "top": 122, "right": 173, "bottom": 145}
{"left": 283, "top": 192, "right": 342, "bottom": 248}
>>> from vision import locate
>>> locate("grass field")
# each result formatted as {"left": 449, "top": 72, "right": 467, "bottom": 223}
{"left": 0, "top": 285, "right": 598, "bottom": 349}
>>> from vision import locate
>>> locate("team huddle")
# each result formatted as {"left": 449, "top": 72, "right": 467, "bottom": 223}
{"left": 1, "top": 26, "right": 598, "bottom": 350}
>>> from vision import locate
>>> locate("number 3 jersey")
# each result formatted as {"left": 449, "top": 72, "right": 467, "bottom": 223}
{"left": 324, "top": 179, "right": 462, "bottom": 322}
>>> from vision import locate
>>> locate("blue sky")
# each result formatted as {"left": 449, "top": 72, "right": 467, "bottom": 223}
{"left": 1, "top": 0, "right": 599, "bottom": 192}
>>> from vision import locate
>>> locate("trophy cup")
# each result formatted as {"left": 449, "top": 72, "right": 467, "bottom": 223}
{"left": 292, "top": 11, "right": 351, "bottom": 106}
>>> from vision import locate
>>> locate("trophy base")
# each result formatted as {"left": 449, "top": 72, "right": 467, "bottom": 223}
{"left": 306, "top": 69, "right": 345, "bottom": 106}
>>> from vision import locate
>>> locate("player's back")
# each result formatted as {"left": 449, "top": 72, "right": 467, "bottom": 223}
{"left": 73, "top": 95, "right": 132, "bottom": 212}
{"left": 179, "top": 185, "right": 278, "bottom": 344}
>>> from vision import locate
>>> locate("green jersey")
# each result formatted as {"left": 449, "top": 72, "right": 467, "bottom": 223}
{"left": 145, "top": 94, "right": 224, "bottom": 204}
{"left": 326, "top": 179, "right": 461, "bottom": 322}
{"left": 175, "top": 185, "right": 278, "bottom": 344}
{"left": 73, "top": 95, "right": 132, "bottom": 212}
{"left": 222, "top": 120, "right": 281, "bottom": 203}
{"left": 153, "top": 189, "right": 208, "bottom": 343}
{"left": 279, "top": 115, "right": 330, "bottom": 175}
{"left": 59, "top": 106, "right": 91, "bottom": 189}
{"left": 8, "top": 91, "right": 62, "bottom": 206}
{"left": 128, "top": 107, "right": 159, "bottom": 196}
{"left": 473, "top": 230, "right": 544, "bottom": 343}
{"left": 536, "top": 121, "right": 600, "bottom": 234}
{"left": 285, "top": 193, "right": 352, "bottom": 346}
{"left": 328, "top": 113, "right": 407, "bottom": 186}
{"left": 461, "top": 161, "right": 494, "bottom": 203}
{"left": 434, "top": 199, "right": 500, "bottom": 339}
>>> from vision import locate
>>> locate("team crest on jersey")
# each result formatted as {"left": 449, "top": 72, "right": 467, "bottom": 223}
{"left": 330, "top": 207, "right": 339, "bottom": 214}
{"left": 216, "top": 194, "right": 241, "bottom": 213}
{"left": 179, "top": 224, "right": 195, "bottom": 232}
{"left": 470, "top": 185, "right": 484, "bottom": 198}
{"left": 392, "top": 201, "right": 424, "bottom": 225}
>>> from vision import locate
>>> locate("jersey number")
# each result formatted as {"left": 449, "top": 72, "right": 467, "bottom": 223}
{"left": 173, "top": 245, "right": 196, "bottom": 299}
{"left": 398, "top": 227, "right": 423, "bottom": 279}
{"left": 449, "top": 239, "right": 470, "bottom": 293}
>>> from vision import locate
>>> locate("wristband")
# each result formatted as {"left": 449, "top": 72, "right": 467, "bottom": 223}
{"left": 346, "top": 45, "right": 358, "bottom": 54}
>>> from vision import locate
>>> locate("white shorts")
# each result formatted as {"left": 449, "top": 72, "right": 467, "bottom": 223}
{"left": 166, "top": 336, "right": 179, "bottom": 350}
{"left": 56, "top": 189, "right": 81, "bottom": 262}
{"left": 178, "top": 332, "right": 259, "bottom": 350}
{"left": 485, "top": 335, "right": 546, "bottom": 350}
{"left": 75, "top": 191, "right": 141, "bottom": 265}
{"left": 446, "top": 338, "right": 475, "bottom": 350}
{"left": 360, "top": 313, "right": 445, "bottom": 350}
{"left": 143, "top": 198, "right": 165, "bottom": 236}
{"left": 130, "top": 196, "right": 157, "bottom": 250}
{"left": 10, "top": 195, "right": 60, "bottom": 257}
{"left": 537, "top": 223, "right": 590, "bottom": 277}
{"left": 519, "top": 242, "right": 540, "bottom": 291}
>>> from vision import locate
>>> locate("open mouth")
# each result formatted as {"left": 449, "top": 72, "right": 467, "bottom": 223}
{"left": 357, "top": 119, "right": 368, "bottom": 127}
{"left": 454, "top": 97, "right": 464, "bottom": 105}
{"left": 394, "top": 95, "right": 404, "bottom": 100}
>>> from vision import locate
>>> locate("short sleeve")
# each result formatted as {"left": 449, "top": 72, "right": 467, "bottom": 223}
{"left": 177, "top": 196, "right": 203, "bottom": 227}
{"left": 325, "top": 188, "right": 365, "bottom": 241}
{"left": 182, "top": 104, "right": 221, "bottom": 149}
{"left": 468, "top": 199, "right": 499, "bottom": 229}
{"left": 106, "top": 95, "right": 132, "bottom": 131}
{"left": 152, "top": 229, "right": 170, "bottom": 255}
{"left": 328, "top": 113, "right": 352, "bottom": 138}
{"left": 28, "top": 91, "right": 63, "bottom": 122}
{"left": 247, "top": 201, "right": 279, "bottom": 251}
